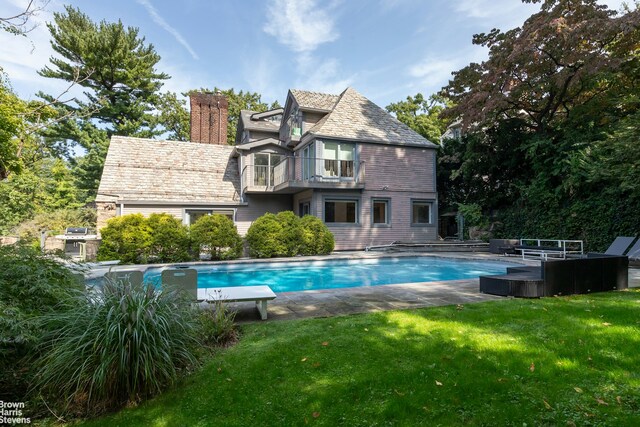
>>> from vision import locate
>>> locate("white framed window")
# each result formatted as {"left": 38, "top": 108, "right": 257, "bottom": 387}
{"left": 372, "top": 199, "right": 390, "bottom": 226}
{"left": 321, "top": 141, "right": 355, "bottom": 179}
{"left": 411, "top": 200, "right": 433, "bottom": 226}
{"left": 184, "top": 209, "right": 235, "bottom": 226}
{"left": 253, "top": 152, "right": 283, "bottom": 186}
{"left": 302, "top": 142, "right": 315, "bottom": 180}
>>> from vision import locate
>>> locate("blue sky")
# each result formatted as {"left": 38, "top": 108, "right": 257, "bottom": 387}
{"left": 1, "top": 0, "right": 627, "bottom": 109}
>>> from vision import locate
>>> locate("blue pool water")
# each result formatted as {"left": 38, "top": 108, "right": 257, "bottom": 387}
{"left": 144, "top": 257, "right": 517, "bottom": 293}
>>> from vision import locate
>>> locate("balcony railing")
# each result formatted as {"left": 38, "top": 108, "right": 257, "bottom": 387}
{"left": 242, "top": 157, "right": 365, "bottom": 193}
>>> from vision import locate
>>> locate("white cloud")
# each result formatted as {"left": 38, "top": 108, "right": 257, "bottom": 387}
{"left": 263, "top": 0, "right": 339, "bottom": 52}
{"left": 294, "top": 52, "right": 353, "bottom": 94}
{"left": 136, "top": 0, "right": 199, "bottom": 60}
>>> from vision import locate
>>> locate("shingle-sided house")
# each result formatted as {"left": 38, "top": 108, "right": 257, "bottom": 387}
{"left": 96, "top": 87, "right": 438, "bottom": 250}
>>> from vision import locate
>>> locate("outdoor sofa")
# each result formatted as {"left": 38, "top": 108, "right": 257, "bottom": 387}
{"left": 480, "top": 253, "right": 628, "bottom": 298}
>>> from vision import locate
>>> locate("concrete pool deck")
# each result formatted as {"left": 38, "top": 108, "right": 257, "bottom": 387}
{"left": 225, "top": 252, "right": 640, "bottom": 322}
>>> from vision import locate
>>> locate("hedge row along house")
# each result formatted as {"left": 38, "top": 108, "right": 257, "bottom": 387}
{"left": 96, "top": 87, "right": 438, "bottom": 250}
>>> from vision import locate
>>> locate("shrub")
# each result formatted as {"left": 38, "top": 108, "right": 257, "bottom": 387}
{"left": 190, "top": 214, "right": 243, "bottom": 260}
{"left": 97, "top": 214, "right": 152, "bottom": 264}
{"left": 12, "top": 207, "right": 96, "bottom": 246}
{"left": 198, "top": 296, "right": 237, "bottom": 346}
{"left": 245, "top": 213, "right": 287, "bottom": 258}
{"left": 146, "top": 213, "right": 191, "bottom": 262}
{"left": 275, "top": 211, "right": 303, "bottom": 256}
{"left": 299, "top": 215, "right": 335, "bottom": 255}
{"left": 0, "top": 244, "right": 81, "bottom": 401}
{"left": 35, "top": 280, "right": 201, "bottom": 415}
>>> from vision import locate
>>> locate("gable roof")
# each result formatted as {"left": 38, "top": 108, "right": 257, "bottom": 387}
{"left": 290, "top": 89, "right": 340, "bottom": 111}
{"left": 96, "top": 136, "right": 241, "bottom": 204}
{"left": 307, "top": 87, "right": 437, "bottom": 147}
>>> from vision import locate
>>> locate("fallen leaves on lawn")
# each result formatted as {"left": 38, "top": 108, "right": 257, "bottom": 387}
{"left": 312, "top": 412, "right": 320, "bottom": 418}
{"left": 573, "top": 387, "right": 583, "bottom": 393}
{"left": 301, "top": 357, "right": 307, "bottom": 362}
{"left": 321, "top": 341, "right": 329, "bottom": 346}
{"left": 394, "top": 389, "right": 405, "bottom": 396}
{"left": 435, "top": 380, "right": 443, "bottom": 386}
{"left": 596, "top": 398, "right": 608, "bottom": 406}
{"left": 313, "top": 362, "right": 321, "bottom": 368}
{"left": 543, "top": 399, "right": 553, "bottom": 410}
{"left": 456, "top": 304, "right": 464, "bottom": 310}
{"left": 602, "top": 322, "right": 612, "bottom": 326}
{"left": 530, "top": 363, "right": 535, "bottom": 372}
{"left": 616, "top": 396, "right": 622, "bottom": 404}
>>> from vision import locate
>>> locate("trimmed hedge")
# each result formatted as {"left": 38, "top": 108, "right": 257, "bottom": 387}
{"left": 246, "top": 211, "right": 334, "bottom": 258}
{"left": 190, "top": 214, "right": 243, "bottom": 260}
{"left": 97, "top": 214, "right": 152, "bottom": 264}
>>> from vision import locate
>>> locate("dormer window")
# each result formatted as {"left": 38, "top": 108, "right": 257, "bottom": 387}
{"left": 290, "top": 107, "right": 303, "bottom": 137}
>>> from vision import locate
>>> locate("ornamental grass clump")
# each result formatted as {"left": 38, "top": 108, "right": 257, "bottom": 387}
{"left": 35, "top": 279, "right": 201, "bottom": 415}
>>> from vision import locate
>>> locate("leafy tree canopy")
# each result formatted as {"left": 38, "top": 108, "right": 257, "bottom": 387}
{"left": 386, "top": 93, "right": 452, "bottom": 143}
{"left": 442, "top": 0, "right": 640, "bottom": 134}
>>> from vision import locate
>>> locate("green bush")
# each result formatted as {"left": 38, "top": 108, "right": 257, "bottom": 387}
{"left": 97, "top": 214, "right": 152, "bottom": 264}
{"left": 275, "top": 211, "right": 303, "bottom": 256}
{"left": 198, "top": 297, "right": 237, "bottom": 346}
{"left": 35, "top": 280, "right": 200, "bottom": 415}
{"left": 247, "top": 212, "right": 335, "bottom": 258}
{"left": 299, "top": 215, "right": 335, "bottom": 255}
{"left": 245, "top": 213, "right": 287, "bottom": 258}
{"left": 190, "top": 214, "right": 243, "bottom": 260}
{"left": 146, "top": 213, "right": 191, "bottom": 262}
{"left": 12, "top": 207, "right": 96, "bottom": 246}
{"left": 0, "top": 244, "right": 81, "bottom": 401}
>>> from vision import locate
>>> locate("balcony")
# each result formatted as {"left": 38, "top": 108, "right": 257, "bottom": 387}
{"left": 242, "top": 157, "right": 365, "bottom": 194}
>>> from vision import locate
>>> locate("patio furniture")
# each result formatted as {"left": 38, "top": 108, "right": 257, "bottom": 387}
{"left": 626, "top": 239, "right": 640, "bottom": 261}
{"left": 604, "top": 236, "right": 636, "bottom": 255}
{"left": 489, "top": 239, "right": 520, "bottom": 255}
{"left": 198, "top": 286, "right": 277, "bottom": 320}
{"left": 479, "top": 254, "right": 628, "bottom": 298}
{"left": 514, "top": 239, "right": 584, "bottom": 260}
{"left": 104, "top": 270, "right": 144, "bottom": 286}
{"left": 162, "top": 268, "right": 198, "bottom": 300}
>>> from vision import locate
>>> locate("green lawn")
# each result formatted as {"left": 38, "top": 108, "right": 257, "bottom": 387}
{"left": 79, "top": 290, "right": 640, "bottom": 426}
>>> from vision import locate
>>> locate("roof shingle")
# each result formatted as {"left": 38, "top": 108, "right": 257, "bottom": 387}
{"left": 307, "top": 87, "right": 437, "bottom": 147}
{"left": 96, "top": 136, "right": 241, "bottom": 203}
{"left": 290, "top": 89, "right": 340, "bottom": 111}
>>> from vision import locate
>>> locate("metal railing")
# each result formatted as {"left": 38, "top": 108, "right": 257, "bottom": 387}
{"left": 242, "top": 156, "right": 365, "bottom": 191}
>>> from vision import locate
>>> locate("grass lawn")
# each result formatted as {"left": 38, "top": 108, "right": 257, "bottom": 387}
{"left": 79, "top": 289, "right": 640, "bottom": 426}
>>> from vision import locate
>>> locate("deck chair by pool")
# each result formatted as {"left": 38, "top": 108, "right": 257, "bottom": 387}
{"left": 626, "top": 239, "right": 640, "bottom": 261}
{"left": 604, "top": 236, "right": 636, "bottom": 255}
{"left": 104, "top": 270, "right": 144, "bottom": 286}
{"left": 161, "top": 268, "right": 198, "bottom": 300}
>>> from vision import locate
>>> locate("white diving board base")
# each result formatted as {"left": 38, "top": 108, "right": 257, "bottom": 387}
{"left": 198, "top": 286, "right": 277, "bottom": 320}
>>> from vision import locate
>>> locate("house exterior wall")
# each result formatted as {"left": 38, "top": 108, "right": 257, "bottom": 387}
{"left": 305, "top": 144, "right": 437, "bottom": 250}
{"left": 235, "top": 194, "right": 293, "bottom": 235}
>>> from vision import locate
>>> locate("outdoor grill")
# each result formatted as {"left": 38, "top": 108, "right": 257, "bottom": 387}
{"left": 55, "top": 227, "right": 99, "bottom": 261}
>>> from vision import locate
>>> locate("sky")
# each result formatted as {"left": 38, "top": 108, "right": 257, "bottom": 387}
{"left": 1, "top": 0, "right": 629, "bottom": 109}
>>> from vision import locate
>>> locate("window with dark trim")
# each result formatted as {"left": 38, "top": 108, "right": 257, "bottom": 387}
{"left": 411, "top": 201, "right": 432, "bottom": 225}
{"left": 372, "top": 199, "right": 390, "bottom": 225}
{"left": 324, "top": 200, "right": 358, "bottom": 224}
{"left": 185, "top": 209, "right": 234, "bottom": 226}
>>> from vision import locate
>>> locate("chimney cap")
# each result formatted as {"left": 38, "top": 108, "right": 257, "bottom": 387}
{"left": 189, "top": 92, "right": 228, "bottom": 108}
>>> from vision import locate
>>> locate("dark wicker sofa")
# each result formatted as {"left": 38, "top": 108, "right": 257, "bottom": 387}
{"left": 479, "top": 254, "right": 628, "bottom": 298}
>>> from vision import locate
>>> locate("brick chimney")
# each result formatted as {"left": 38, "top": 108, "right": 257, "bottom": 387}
{"left": 189, "top": 92, "right": 228, "bottom": 144}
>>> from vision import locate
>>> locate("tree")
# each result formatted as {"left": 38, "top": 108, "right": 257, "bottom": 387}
{"left": 186, "top": 88, "right": 281, "bottom": 144}
{"left": 386, "top": 93, "right": 452, "bottom": 143}
{"left": 443, "top": 0, "right": 639, "bottom": 134}
{"left": 0, "top": 73, "right": 25, "bottom": 179}
{"left": 0, "top": 0, "right": 49, "bottom": 36}
{"left": 38, "top": 6, "right": 170, "bottom": 200}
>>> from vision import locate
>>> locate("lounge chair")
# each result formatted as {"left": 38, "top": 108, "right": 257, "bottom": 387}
{"left": 604, "top": 236, "right": 636, "bottom": 255}
{"left": 626, "top": 239, "right": 640, "bottom": 261}
{"left": 161, "top": 268, "right": 198, "bottom": 300}
{"left": 104, "top": 270, "right": 144, "bottom": 286}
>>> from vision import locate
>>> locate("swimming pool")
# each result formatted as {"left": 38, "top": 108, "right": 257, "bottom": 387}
{"left": 144, "top": 257, "right": 517, "bottom": 293}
